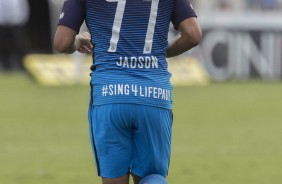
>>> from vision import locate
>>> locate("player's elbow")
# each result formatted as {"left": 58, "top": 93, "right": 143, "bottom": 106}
{"left": 54, "top": 39, "right": 74, "bottom": 54}
{"left": 54, "top": 26, "right": 76, "bottom": 53}
{"left": 54, "top": 43, "right": 66, "bottom": 53}
{"left": 54, "top": 41, "right": 65, "bottom": 53}
{"left": 179, "top": 17, "right": 202, "bottom": 48}
{"left": 184, "top": 24, "right": 202, "bottom": 48}
{"left": 188, "top": 28, "right": 202, "bottom": 48}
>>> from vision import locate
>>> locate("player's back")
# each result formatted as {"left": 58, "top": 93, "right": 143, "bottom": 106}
{"left": 86, "top": 0, "right": 174, "bottom": 109}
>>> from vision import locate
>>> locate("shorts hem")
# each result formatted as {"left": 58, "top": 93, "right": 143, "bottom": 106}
{"left": 100, "top": 170, "right": 130, "bottom": 179}
{"left": 131, "top": 170, "right": 168, "bottom": 178}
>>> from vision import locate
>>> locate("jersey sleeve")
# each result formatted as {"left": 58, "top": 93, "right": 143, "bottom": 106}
{"left": 171, "top": 0, "right": 197, "bottom": 30}
{"left": 58, "top": 0, "right": 86, "bottom": 33}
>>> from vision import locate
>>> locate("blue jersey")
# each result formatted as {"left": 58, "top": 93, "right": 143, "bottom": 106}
{"left": 58, "top": 0, "right": 197, "bottom": 109}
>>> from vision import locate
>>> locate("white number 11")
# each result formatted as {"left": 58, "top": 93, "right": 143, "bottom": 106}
{"left": 106, "top": 0, "right": 160, "bottom": 54}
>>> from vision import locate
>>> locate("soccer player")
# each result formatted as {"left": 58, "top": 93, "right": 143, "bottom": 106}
{"left": 54, "top": 0, "right": 202, "bottom": 184}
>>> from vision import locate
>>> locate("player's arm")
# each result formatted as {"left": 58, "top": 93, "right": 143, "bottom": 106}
{"left": 53, "top": 0, "right": 92, "bottom": 54}
{"left": 54, "top": 25, "right": 77, "bottom": 54}
{"left": 166, "top": 1, "right": 202, "bottom": 58}
{"left": 54, "top": 26, "right": 92, "bottom": 54}
{"left": 166, "top": 17, "right": 202, "bottom": 58}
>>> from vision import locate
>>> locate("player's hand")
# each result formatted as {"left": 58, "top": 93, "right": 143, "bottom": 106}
{"left": 75, "top": 32, "right": 93, "bottom": 54}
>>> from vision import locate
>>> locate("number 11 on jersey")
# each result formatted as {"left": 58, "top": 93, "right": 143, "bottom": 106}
{"left": 106, "top": 0, "right": 160, "bottom": 54}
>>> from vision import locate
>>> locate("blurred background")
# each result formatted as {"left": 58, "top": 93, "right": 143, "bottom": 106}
{"left": 191, "top": 0, "right": 282, "bottom": 81}
{"left": 1, "top": 0, "right": 282, "bottom": 82}
{"left": 1, "top": 0, "right": 282, "bottom": 184}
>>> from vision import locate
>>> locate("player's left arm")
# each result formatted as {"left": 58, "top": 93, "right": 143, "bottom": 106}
{"left": 55, "top": 26, "right": 92, "bottom": 54}
{"left": 166, "top": 1, "right": 202, "bottom": 58}
{"left": 54, "top": 25, "right": 76, "bottom": 54}
{"left": 54, "top": 0, "right": 92, "bottom": 54}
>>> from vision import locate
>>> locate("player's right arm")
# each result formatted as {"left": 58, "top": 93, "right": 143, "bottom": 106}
{"left": 166, "top": 0, "right": 202, "bottom": 58}
{"left": 54, "top": 0, "right": 92, "bottom": 54}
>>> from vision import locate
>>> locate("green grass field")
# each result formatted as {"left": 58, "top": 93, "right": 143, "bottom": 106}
{"left": 1, "top": 73, "right": 282, "bottom": 184}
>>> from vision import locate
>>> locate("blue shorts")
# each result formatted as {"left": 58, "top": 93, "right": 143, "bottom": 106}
{"left": 88, "top": 104, "right": 173, "bottom": 178}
